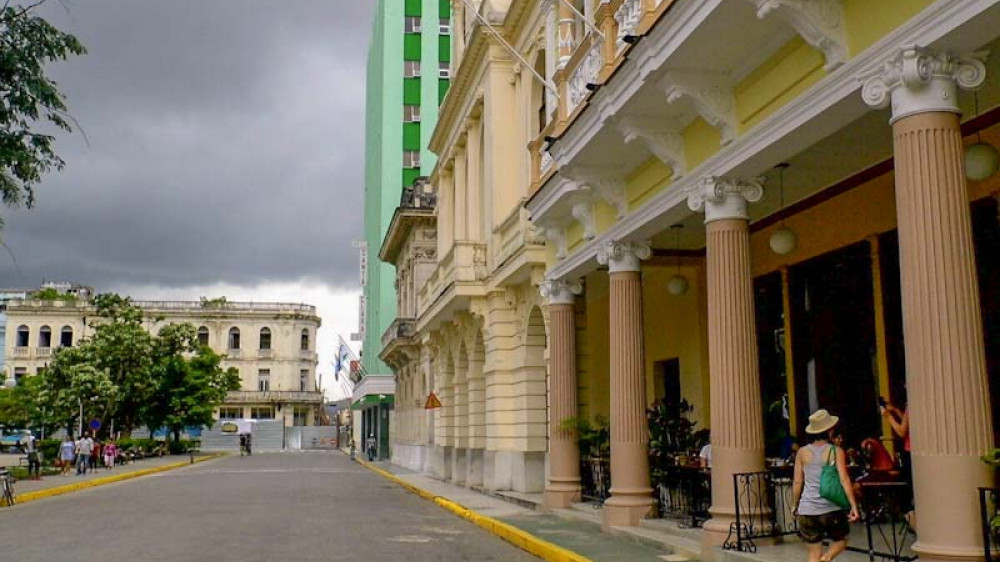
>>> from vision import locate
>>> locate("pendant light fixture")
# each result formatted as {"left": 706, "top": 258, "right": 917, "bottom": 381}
{"left": 966, "top": 92, "right": 1000, "bottom": 182}
{"left": 667, "top": 224, "right": 689, "bottom": 296}
{"left": 769, "top": 162, "right": 798, "bottom": 256}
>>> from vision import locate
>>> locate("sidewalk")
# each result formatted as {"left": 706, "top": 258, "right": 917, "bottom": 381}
{"left": 5, "top": 453, "right": 223, "bottom": 503}
{"left": 367, "top": 459, "right": 689, "bottom": 562}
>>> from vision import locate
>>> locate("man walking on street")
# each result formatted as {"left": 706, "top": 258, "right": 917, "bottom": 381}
{"left": 366, "top": 433, "right": 377, "bottom": 462}
{"left": 76, "top": 432, "right": 94, "bottom": 476}
{"left": 23, "top": 433, "right": 41, "bottom": 480}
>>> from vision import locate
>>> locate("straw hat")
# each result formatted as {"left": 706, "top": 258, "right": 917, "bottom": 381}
{"left": 805, "top": 409, "right": 840, "bottom": 434}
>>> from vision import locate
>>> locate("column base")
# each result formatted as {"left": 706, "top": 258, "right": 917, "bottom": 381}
{"left": 601, "top": 495, "right": 654, "bottom": 531}
{"left": 467, "top": 448, "right": 484, "bottom": 488}
{"left": 431, "top": 445, "right": 453, "bottom": 480}
{"left": 451, "top": 447, "right": 468, "bottom": 485}
{"left": 543, "top": 484, "right": 581, "bottom": 509}
{"left": 911, "top": 453, "right": 993, "bottom": 562}
{"left": 484, "top": 450, "right": 546, "bottom": 493}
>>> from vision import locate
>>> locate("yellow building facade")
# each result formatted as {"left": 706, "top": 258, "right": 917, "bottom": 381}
{"left": 383, "top": 1, "right": 1000, "bottom": 561}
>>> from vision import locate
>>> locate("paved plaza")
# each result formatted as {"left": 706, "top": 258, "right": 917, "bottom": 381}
{"left": 0, "top": 452, "right": 541, "bottom": 562}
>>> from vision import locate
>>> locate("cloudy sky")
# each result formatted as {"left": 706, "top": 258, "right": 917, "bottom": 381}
{"left": 0, "top": 0, "right": 375, "bottom": 399}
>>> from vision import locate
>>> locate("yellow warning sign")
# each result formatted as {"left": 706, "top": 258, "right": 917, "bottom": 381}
{"left": 424, "top": 392, "right": 442, "bottom": 410}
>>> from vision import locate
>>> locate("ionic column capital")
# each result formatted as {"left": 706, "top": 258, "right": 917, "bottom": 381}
{"left": 597, "top": 241, "right": 651, "bottom": 273}
{"left": 861, "top": 45, "right": 987, "bottom": 125}
{"left": 539, "top": 278, "right": 583, "bottom": 305}
{"left": 687, "top": 176, "right": 764, "bottom": 223}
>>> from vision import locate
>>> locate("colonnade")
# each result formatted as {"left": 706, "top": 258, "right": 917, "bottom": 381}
{"left": 540, "top": 46, "right": 995, "bottom": 562}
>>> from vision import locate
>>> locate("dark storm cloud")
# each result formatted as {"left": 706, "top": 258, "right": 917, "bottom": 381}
{"left": 0, "top": 0, "right": 373, "bottom": 289}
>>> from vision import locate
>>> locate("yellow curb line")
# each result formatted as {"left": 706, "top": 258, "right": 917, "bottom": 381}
{"left": 354, "top": 456, "right": 596, "bottom": 562}
{"left": 13, "top": 453, "right": 227, "bottom": 504}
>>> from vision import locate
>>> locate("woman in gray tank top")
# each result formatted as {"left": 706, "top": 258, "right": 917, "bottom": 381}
{"left": 793, "top": 410, "right": 859, "bottom": 562}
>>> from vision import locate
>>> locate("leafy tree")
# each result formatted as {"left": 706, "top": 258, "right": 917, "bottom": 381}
{"left": 35, "top": 345, "right": 118, "bottom": 436}
{"left": 142, "top": 323, "right": 240, "bottom": 442}
{"left": 1, "top": 1, "right": 86, "bottom": 224}
{"left": 31, "top": 286, "right": 75, "bottom": 301}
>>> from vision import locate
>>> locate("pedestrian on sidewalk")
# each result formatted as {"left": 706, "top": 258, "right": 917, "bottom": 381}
{"left": 76, "top": 432, "right": 94, "bottom": 475}
{"left": 103, "top": 439, "right": 117, "bottom": 470}
{"left": 244, "top": 433, "right": 252, "bottom": 456}
{"left": 23, "top": 433, "right": 41, "bottom": 480}
{"left": 59, "top": 435, "right": 76, "bottom": 476}
{"left": 90, "top": 439, "right": 101, "bottom": 471}
{"left": 366, "top": 433, "right": 376, "bottom": 462}
{"left": 239, "top": 434, "right": 246, "bottom": 456}
{"left": 793, "top": 410, "right": 860, "bottom": 562}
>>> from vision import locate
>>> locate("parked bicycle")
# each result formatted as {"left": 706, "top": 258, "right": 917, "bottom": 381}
{"left": 0, "top": 468, "right": 14, "bottom": 507}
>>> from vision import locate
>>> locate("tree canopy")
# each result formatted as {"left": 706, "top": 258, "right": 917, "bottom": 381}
{"left": 0, "top": 1, "right": 86, "bottom": 225}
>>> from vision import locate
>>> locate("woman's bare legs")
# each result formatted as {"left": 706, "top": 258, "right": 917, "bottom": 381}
{"left": 808, "top": 543, "right": 823, "bottom": 562}
{"left": 822, "top": 540, "right": 848, "bottom": 562}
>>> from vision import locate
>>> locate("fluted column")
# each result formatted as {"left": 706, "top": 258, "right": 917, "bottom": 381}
{"left": 452, "top": 359, "right": 469, "bottom": 485}
{"left": 862, "top": 46, "right": 993, "bottom": 562}
{"left": 687, "top": 176, "right": 766, "bottom": 552}
{"left": 541, "top": 278, "right": 584, "bottom": 509}
{"left": 596, "top": 241, "right": 654, "bottom": 529}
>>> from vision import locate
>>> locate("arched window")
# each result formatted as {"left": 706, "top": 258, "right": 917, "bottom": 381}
{"left": 38, "top": 326, "right": 52, "bottom": 348}
{"left": 60, "top": 326, "right": 74, "bottom": 347}
{"left": 197, "top": 326, "right": 210, "bottom": 347}
{"left": 300, "top": 328, "right": 310, "bottom": 351}
{"left": 16, "top": 326, "right": 29, "bottom": 348}
{"left": 228, "top": 327, "right": 241, "bottom": 350}
{"left": 259, "top": 327, "right": 271, "bottom": 350}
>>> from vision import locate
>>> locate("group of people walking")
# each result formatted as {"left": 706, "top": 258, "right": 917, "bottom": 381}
{"left": 57, "top": 432, "right": 118, "bottom": 476}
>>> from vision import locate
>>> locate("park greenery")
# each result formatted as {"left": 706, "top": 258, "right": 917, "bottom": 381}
{"left": 0, "top": 1, "right": 86, "bottom": 229}
{"left": 0, "top": 294, "right": 240, "bottom": 441}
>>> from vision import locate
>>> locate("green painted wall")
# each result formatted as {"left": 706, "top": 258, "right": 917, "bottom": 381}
{"left": 363, "top": 0, "right": 450, "bottom": 377}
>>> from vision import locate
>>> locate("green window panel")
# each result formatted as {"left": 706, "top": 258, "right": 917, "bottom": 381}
{"left": 402, "top": 168, "right": 421, "bottom": 188}
{"left": 404, "top": 78, "right": 422, "bottom": 105}
{"left": 405, "top": 0, "right": 421, "bottom": 17}
{"left": 439, "top": 35, "right": 451, "bottom": 62}
{"left": 438, "top": 79, "right": 450, "bottom": 104}
{"left": 403, "top": 123, "right": 421, "bottom": 151}
{"left": 439, "top": 0, "right": 450, "bottom": 17}
{"left": 404, "top": 34, "right": 422, "bottom": 61}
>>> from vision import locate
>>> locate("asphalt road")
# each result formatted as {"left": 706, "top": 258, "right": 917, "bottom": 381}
{"left": 0, "top": 451, "right": 541, "bottom": 562}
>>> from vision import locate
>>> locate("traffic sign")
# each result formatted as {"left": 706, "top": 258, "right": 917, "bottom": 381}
{"left": 424, "top": 392, "right": 441, "bottom": 410}
{"left": 89, "top": 419, "right": 101, "bottom": 430}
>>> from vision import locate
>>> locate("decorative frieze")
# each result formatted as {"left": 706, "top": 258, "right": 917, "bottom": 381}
{"left": 686, "top": 176, "right": 764, "bottom": 223}
{"left": 750, "top": 0, "right": 847, "bottom": 71}
{"left": 596, "top": 241, "right": 651, "bottom": 273}
{"left": 860, "top": 45, "right": 987, "bottom": 124}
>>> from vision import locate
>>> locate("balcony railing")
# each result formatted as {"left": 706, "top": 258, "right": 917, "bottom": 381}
{"left": 226, "top": 349, "right": 242, "bottom": 359}
{"left": 36, "top": 347, "right": 53, "bottom": 358}
{"left": 381, "top": 317, "right": 416, "bottom": 351}
{"left": 6, "top": 299, "right": 316, "bottom": 314}
{"left": 417, "top": 241, "right": 488, "bottom": 313}
{"left": 12, "top": 347, "right": 29, "bottom": 358}
{"left": 257, "top": 349, "right": 272, "bottom": 359}
{"left": 225, "top": 390, "right": 324, "bottom": 405}
{"left": 565, "top": 35, "right": 603, "bottom": 117}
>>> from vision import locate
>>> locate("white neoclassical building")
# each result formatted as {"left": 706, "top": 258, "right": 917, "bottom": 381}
{"left": 3, "top": 298, "right": 324, "bottom": 427}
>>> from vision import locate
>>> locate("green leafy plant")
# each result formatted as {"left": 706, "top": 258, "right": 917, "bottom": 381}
{"left": 560, "top": 414, "right": 610, "bottom": 458}
{"left": 199, "top": 296, "right": 229, "bottom": 308}
{"left": 648, "top": 399, "right": 709, "bottom": 482}
{"left": 981, "top": 450, "right": 1000, "bottom": 532}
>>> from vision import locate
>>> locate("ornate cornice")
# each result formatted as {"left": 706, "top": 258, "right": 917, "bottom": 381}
{"left": 617, "top": 115, "right": 686, "bottom": 179}
{"left": 562, "top": 165, "right": 629, "bottom": 219}
{"left": 596, "top": 241, "right": 651, "bottom": 273}
{"left": 751, "top": 0, "right": 847, "bottom": 71}
{"left": 860, "top": 45, "right": 987, "bottom": 124}
{"left": 660, "top": 70, "right": 738, "bottom": 145}
{"left": 538, "top": 278, "right": 583, "bottom": 305}
{"left": 687, "top": 176, "right": 764, "bottom": 223}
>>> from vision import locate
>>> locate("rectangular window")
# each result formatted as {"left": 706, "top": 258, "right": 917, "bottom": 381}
{"left": 404, "top": 60, "right": 421, "bottom": 78}
{"left": 403, "top": 104, "right": 421, "bottom": 123}
{"left": 300, "top": 370, "right": 310, "bottom": 392}
{"left": 404, "top": 16, "right": 421, "bottom": 33}
{"left": 403, "top": 150, "right": 421, "bottom": 168}
{"left": 258, "top": 369, "right": 271, "bottom": 392}
{"left": 293, "top": 407, "right": 309, "bottom": 427}
{"left": 13, "top": 367, "right": 26, "bottom": 385}
{"left": 438, "top": 61, "right": 451, "bottom": 79}
{"left": 218, "top": 407, "right": 241, "bottom": 420}
{"left": 16, "top": 328, "right": 28, "bottom": 348}
{"left": 60, "top": 328, "right": 73, "bottom": 347}
{"left": 403, "top": 78, "right": 422, "bottom": 105}
{"left": 439, "top": 18, "right": 451, "bottom": 35}
{"left": 250, "top": 406, "right": 274, "bottom": 420}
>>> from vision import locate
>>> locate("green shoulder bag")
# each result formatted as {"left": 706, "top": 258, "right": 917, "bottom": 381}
{"left": 819, "top": 445, "right": 851, "bottom": 510}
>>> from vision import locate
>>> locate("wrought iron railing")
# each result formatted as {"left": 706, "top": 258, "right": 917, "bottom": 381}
{"left": 655, "top": 465, "right": 711, "bottom": 528}
{"left": 980, "top": 487, "right": 1000, "bottom": 562}
{"left": 847, "top": 482, "right": 917, "bottom": 562}
{"left": 724, "top": 470, "right": 798, "bottom": 552}
{"left": 581, "top": 456, "right": 610, "bottom": 503}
